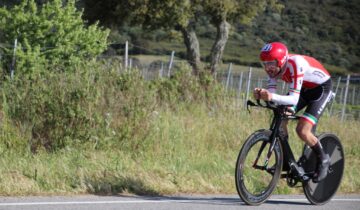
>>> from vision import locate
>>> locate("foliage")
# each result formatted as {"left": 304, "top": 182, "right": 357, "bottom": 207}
{"left": 242, "top": 0, "right": 360, "bottom": 73}
{"left": 0, "top": 90, "right": 359, "bottom": 195}
{"left": 0, "top": 60, "right": 223, "bottom": 152}
{"left": 1, "top": 65, "right": 103, "bottom": 152}
{"left": 0, "top": 0, "right": 109, "bottom": 75}
{"left": 81, "top": 0, "right": 358, "bottom": 74}
{"left": 82, "top": 0, "right": 282, "bottom": 74}
{"left": 153, "top": 65, "right": 221, "bottom": 106}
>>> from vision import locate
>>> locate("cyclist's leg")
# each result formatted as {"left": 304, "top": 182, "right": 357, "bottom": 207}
{"left": 296, "top": 119, "right": 318, "bottom": 146}
{"left": 297, "top": 80, "right": 333, "bottom": 182}
{"left": 296, "top": 79, "right": 332, "bottom": 141}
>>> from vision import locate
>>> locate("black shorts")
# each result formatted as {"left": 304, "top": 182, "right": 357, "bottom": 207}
{"left": 293, "top": 79, "right": 333, "bottom": 126}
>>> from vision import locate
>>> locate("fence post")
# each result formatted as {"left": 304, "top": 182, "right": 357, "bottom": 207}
{"left": 341, "top": 75, "right": 351, "bottom": 122}
{"left": 330, "top": 77, "right": 341, "bottom": 116}
{"left": 168, "top": 51, "right": 175, "bottom": 77}
{"left": 226, "top": 63, "right": 232, "bottom": 91}
{"left": 10, "top": 38, "right": 17, "bottom": 79}
{"left": 352, "top": 87, "right": 356, "bottom": 105}
{"left": 129, "top": 58, "right": 132, "bottom": 69}
{"left": 244, "top": 67, "right": 252, "bottom": 107}
{"left": 238, "top": 71, "right": 244, "bottom": 99}
{"left": 159, "top": 62, "right": 164, "bottom": 78}
{"left": 124, "top": 41, "right": 128, "bottom": 70}
{"left": 339, "top": 87, "right": 344, "bottom": 106}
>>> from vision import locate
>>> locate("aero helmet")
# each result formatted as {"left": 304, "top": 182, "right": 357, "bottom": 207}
{"left": 260, "top": 42, "right": 288, "bottom": 68}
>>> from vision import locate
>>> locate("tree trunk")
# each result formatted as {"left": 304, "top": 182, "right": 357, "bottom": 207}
{"left": 210, "top": 19, "right": 230, "bottom": 75}
{"left": 180, "top": 23, "right": 202, "bottom": 75}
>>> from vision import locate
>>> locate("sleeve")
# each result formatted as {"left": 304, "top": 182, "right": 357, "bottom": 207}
{"left": 271, "top": 60, "right": 303, "bottom": 105}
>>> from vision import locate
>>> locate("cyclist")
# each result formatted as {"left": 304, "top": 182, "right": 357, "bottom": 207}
{"left": 254, "top": 42, "right": 333, "bottom": 182}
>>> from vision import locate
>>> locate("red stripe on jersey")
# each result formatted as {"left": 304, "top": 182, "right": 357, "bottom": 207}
{"left": 302, "top": 81, "right": 319, "bottom": 89}
{"left": 281, "top": 68, "right": 292, "bottom": 83}
{"left": 288, "top": 60, "right": 298, "bottom": 90}
{"left": 302, "top": 56, "right": 330, "bottom": 76}
{"left": 291, "top": 74, "right": 304, "bottom": 78}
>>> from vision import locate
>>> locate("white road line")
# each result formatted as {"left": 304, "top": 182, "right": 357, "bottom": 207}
{"left": 0, "top": 200, "right": 171, "bottom": 206}
{"left": 269, "top": 198, "right": 360, "bottom": 202}
{"left": 0, "top": 198, "right": 359, "bottom": 206}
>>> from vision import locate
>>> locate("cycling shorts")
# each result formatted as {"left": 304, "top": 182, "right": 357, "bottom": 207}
{"left": 292, "top": 79, "right": 333, "bottom": 126}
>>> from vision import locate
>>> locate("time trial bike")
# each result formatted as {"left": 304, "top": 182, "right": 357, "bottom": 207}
{"left": 235, "top": 100, "right": 344, "bottom": 205}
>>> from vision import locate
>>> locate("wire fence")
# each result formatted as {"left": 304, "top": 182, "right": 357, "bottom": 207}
{"left": 2, "top": 40, "right": 360, "bottom": 121}
{"left": 217, "top": 68, "right": 360, "bottom": 121}
{"left": 99, "top": 41, "right": 360, "bottom": 121}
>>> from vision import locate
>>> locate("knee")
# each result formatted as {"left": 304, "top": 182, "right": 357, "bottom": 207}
{"left": 296, "top": 124, "right": 309, "bottom": 140}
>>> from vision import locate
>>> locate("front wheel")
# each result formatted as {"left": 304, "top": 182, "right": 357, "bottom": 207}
{"left": 235, "top": 130, "right": 283, "bottom": 205}
{"left": 302, "top": 133, "right": 345, "bottom": 205}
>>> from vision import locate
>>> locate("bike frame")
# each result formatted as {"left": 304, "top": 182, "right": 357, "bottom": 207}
{"left": 248, "top": 100, "right": 310, "bottom": 181}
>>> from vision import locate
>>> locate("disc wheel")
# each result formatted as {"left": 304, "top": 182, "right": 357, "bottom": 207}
{"left": 302, "top": 133, "right": 345, "bottom": 205}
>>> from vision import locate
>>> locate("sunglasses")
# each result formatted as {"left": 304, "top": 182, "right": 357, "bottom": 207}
{"left": 261, "top": 60, "right": 278, "bottom": 67}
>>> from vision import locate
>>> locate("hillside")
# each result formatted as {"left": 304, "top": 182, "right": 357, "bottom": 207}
{"left": 104, "top": 0, "right": 359, "bottom": 75}
{"left": 248, "top": 0, "right": 360, "bottom": 74}
{"left": 1, "top": 0, "right": 359, "bottom": 74}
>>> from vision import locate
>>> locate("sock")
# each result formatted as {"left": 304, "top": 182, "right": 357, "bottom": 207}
{"left": 311, "top": 141, "right": 327, "bottom": 160}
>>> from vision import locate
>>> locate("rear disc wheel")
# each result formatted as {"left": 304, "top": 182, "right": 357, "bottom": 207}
{"left": 302, "top": 133, "right": 345, "bottom": 205}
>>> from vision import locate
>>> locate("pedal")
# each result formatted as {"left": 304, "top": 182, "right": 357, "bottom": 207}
{"left": 286, "top": 177, "right": 298, "bottom": 187}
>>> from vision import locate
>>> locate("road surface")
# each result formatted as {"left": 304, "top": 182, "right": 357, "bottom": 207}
{"left": 0, "top": 194, "right": 359, "bottom": 210}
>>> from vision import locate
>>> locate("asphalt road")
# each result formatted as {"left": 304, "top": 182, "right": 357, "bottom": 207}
{"left": 0, "top": 194, "right": 359, "bottom": 210}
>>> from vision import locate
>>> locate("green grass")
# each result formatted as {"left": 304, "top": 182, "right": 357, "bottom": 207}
{"left": 0, "top": 100, "right": 359, "bottom": 196}
{"left": 0, "top": 60, "right": 357, "bottom": 196}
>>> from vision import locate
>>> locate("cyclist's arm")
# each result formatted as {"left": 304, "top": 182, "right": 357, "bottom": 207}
{"left": 271, "top": 61, "right": 303, "bottom": 105}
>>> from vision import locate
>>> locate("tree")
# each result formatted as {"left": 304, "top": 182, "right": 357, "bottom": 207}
{"left": 203, "top": 0, "right": 282, "bottom": 74}
{"left": 0, "top": 0, "right": 109, "bottom": 75}
{"left": 83, "top": 0, "right": 281, "bottom": 75}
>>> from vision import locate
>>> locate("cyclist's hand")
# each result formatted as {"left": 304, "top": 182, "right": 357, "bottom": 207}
{"left": 253, "top": 88, "right": 261, "bottom": 99}
{"left": 258, "top": 89, "right": 272, "bottom": 101}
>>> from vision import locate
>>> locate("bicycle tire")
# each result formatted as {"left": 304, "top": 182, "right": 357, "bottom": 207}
{"left": 235, "top": 129, "right": 283, "bottom": 205}
{"left": 302, "top": 133, "right": 345, "bottom": 205}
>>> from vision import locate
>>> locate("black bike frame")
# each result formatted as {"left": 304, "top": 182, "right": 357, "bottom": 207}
{"left": 249, "top": 100, "right": 304, "bottom": 178}
{"left": 268, "top": 109, "right": 297, "bottom": 172}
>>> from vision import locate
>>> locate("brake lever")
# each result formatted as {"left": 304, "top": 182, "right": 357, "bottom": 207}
{"left": 246, "top": 100, "right": 257, "bottom": 113}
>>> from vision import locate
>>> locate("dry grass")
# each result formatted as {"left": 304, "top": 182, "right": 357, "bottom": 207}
{"left": 0, "top": 101, "right": 358, "bottom": 196}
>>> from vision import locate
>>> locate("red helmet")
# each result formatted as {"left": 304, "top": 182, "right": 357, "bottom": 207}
{"left": 260, "top": 42, "right": 288, "bottom": 68}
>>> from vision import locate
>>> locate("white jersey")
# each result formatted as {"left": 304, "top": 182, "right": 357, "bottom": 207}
{"left": 268, "top": 54, "right": 331, "bottom": 105}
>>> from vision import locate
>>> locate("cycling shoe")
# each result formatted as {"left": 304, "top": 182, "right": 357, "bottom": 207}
{"left": 313, "top": 154, "right": 330, "bottom": 183}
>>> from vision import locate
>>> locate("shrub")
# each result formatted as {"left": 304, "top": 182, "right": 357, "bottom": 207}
{"left": 0, "top": 59, "right": 224, "bottom": 152}
{"left": 0, "top": 0, "right": 109, "bottom": 75}
{"left": 1, "top": 66, "right": 103, "bottom": 152}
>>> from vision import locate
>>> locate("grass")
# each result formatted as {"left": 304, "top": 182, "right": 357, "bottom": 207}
{"left": 0, "top": 99, "right": 359, "bottom": 196}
